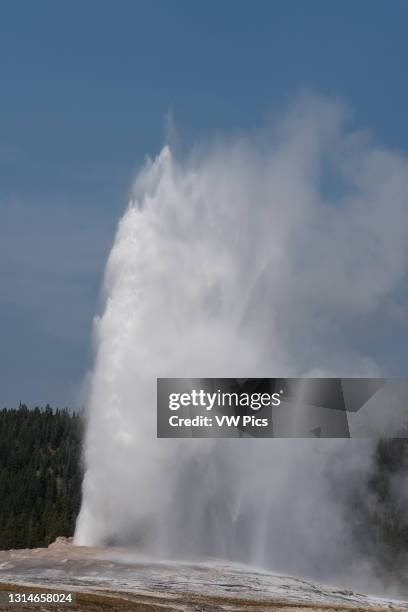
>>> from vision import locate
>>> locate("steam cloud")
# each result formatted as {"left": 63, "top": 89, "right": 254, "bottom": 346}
{"left": 75, "top": 94, "right": 408, "bottom": 591}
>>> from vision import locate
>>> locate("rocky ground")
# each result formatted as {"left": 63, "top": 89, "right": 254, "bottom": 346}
{"left": 0, "top": 538, "right": 407, "bottom": 611}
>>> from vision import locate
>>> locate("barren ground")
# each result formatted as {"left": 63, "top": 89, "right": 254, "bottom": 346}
{"left": 0, "top": 539, "right": 406, "bottom": 611}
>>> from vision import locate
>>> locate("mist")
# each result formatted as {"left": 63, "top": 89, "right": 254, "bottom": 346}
{"left": 75, "top": 94, "right": 408, "bottom": 593}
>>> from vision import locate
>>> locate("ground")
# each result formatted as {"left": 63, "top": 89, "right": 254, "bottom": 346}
{"left": 0, "top": 538, "right": 406, "bottom": 611}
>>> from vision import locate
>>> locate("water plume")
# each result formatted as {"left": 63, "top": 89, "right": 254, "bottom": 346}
{"left": 75, "top": 94, "right": 408, "bottom": 590}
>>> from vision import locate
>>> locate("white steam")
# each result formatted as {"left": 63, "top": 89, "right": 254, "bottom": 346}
{"left": 75, "top": 95, "right": 408, "bottom": 588}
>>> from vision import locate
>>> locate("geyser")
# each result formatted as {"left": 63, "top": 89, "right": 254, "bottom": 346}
{"left": 75, "top": 95, "right": 408, "bottom": 588}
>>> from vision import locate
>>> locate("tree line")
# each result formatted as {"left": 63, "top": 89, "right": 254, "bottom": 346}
{"left": 352, "top": 438, "right": 408, "bottom": 589}
{"left": 0, "top": 404, "right": 82, "bottom": 549}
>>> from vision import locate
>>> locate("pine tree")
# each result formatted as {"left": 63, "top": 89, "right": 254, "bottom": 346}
{"left": 0, "top": 405, "right": 82, "bottom": 549}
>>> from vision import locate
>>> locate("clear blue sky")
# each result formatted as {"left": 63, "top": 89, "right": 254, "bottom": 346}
{"left": 1, "top": 1, "right": 408, "bottom": 407}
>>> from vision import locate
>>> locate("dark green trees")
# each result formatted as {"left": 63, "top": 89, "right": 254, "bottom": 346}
{"left": 0, "top": 405, "right": 82, "bottom": 549}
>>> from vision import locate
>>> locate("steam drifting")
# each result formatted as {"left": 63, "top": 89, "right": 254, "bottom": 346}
{"left": 75, "top": 95, "right": 408, "bottom": 588}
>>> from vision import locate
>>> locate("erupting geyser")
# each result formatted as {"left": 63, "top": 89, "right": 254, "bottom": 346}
{"left": 75, "top": 95, "right": 408, "bottom": 586}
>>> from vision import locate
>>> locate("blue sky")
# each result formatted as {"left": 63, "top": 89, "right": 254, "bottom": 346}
{"left": 1, "top": 1, "right": 408, "bottom": 407}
